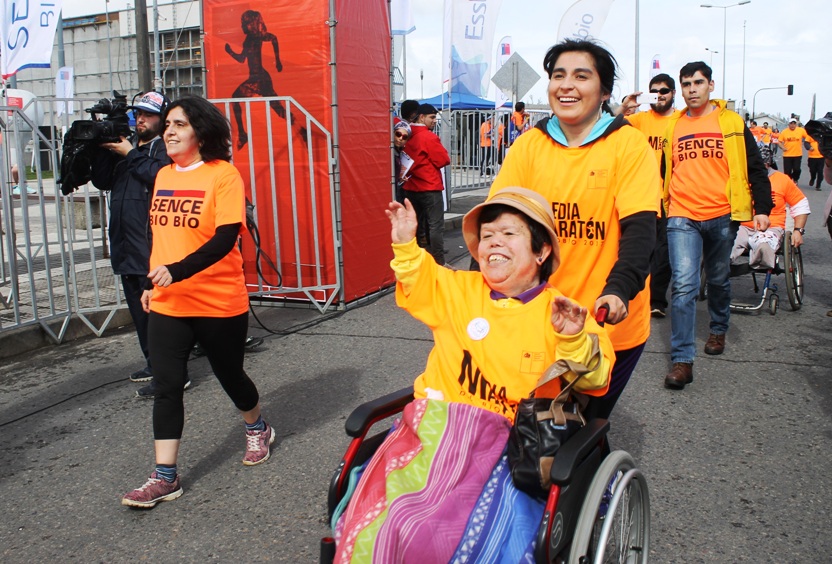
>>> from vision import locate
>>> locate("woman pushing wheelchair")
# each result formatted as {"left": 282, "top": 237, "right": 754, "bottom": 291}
{"left": 330, "top": 187, "right": 614, "bottom": 562}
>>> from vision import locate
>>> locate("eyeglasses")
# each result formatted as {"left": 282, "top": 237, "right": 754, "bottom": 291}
{"left": 394, "top": 132, "right": 409, "bottom": 139}
{"left": 649, "top": 87, "right": 672, "bottom": 95}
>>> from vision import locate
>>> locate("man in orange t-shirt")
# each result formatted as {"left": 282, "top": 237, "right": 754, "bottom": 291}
{"left": 779, "top": 118, "right": 809, "bottom": 183}
{"left": 618, "top": 72, "right": 678, "bottom": 317}
{"left": 730, "top": 145, "right": 809, "bottom": 269}
{"left": 661, "top": 61, "right": 772, "bottom": 389}
{"left": 806, "top": 134, "right": 825, "bottom": 191}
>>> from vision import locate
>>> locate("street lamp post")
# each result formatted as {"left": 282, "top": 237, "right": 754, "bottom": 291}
{"left": 752, "top": 85, "right": 794, "bottom": 122}
{"left": 701, "top": 1, "right": 751, "bottom": 100}
{"left": 705, "top": 47, "right": 719, "bottom": 66}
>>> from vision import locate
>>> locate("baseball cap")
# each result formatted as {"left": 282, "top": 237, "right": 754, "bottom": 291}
{"left": 789, "top": 118, "right": 797, "bottom": 123}
{"left": 129, "top": 91, "right": 169, "bottom": 115}
{"left": 462, "top": 187, "right": 560, "bottom": 271}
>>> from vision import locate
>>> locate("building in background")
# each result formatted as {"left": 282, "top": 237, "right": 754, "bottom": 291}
{"left": 12, "top": 1, "right": 202, "bottom": 102}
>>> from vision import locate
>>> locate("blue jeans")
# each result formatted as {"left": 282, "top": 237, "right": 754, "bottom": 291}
{"left": 667, "top": 215, "right": 738, "bottom": 364}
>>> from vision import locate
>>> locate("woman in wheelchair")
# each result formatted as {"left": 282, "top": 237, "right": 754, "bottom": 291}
{"left": 730, "top": 145, "right": 809, "bottom": 270}
{"left": 328, "top": 187, "right": 614, "bottom": 562}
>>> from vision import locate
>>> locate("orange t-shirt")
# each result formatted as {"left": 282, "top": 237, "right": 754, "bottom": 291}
{"left": 741, "top": 171, "right": 805, "bottom": 230}
{"left": 149, "top": 160, "right": 248, "bottom": 317}
{"left": 491, "top": 125, "right": 660, "bottom": 351}
{"left": 668, "top": 109, "right": 731, "bottom": 221}
{"left": 626, "top": 109, "right": 677, "bottom": 169}
{"left": 807, "top": 136, "right": 823, "bottom": 159}
{"left": 760, "top": 127, "right": 772, "bottom": 144}
{"left": 749, "top": 126, "right": 764, "bottom": 143}
{"left": 779, "top": 126, "right": 808, "bottom": 157}
{"left": 480, "top": 121, "right": 493, "bottom": 147}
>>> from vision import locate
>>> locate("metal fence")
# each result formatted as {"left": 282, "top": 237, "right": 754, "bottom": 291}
{"left": 1, "top": 95, "right": 338, "bottom": 342}
{"left": 434, "top": 108, "right": 549, "bottom": 197}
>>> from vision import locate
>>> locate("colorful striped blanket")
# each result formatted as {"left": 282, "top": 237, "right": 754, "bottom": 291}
{"left": 333, "top": 399, "right": 545, "bottom": 563}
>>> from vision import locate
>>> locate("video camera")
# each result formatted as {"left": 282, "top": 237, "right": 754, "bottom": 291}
{"left": 805, "top": 112, "right": 832, "bottom": 160}
{"left": 59, "top": 91, "right": 134, "bottom": 195}
{"left": 68, "top": 91, "right": 132, "bottom": 144}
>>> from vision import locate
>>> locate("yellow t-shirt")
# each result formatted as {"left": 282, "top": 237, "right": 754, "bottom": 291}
{"left": 740, "top": 171, "right": 805, "bottom": 230}
{"left": 149, "top": 160, "right": 249, "bottom": 317}
{"left": 779, "top": 126, "right": 808, "bottom": 157}
{"left": 668, "top": 110, "right": 732, "bottom": 221}
{"left": 626, "top": 109, "right": 677, "bottom": 167}
{"left": 393, "top": 240, "right": 613, "bottom": 420}
{"left": 490, "top": 125, "right": 660, "bottom": 351}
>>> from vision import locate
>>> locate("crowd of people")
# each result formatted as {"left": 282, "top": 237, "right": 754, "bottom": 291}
{"left": 87, "top": 39, "right": 830, "bottom": 560}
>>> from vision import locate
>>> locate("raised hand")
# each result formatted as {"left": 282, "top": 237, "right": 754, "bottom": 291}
{"left": 385, "top": 199, "right": 418, "bottom": 244}
{"left": 551, "top": 296, "right": 587, "bottom": 336}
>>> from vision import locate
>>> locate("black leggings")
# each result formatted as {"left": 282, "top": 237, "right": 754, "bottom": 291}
{"left": 149, "top": 311, "right": 259, "bottom": 440}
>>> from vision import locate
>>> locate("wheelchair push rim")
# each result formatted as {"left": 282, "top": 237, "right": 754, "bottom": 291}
{"left": 568, "top": 450, "right": 650, "bottom": 564}
{"left": 784, "top": 231, "right": 804, "bottom": 311}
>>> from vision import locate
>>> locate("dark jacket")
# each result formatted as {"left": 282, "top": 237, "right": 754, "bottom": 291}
{"left": 90, "top": 137, "right": 170, "bottom": 275}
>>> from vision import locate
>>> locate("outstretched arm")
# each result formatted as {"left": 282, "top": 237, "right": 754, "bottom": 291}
{"left": 385, "top": 199, "right": 418, "bottom": 244}
{"left": 267, "top": 33, "right": 283, "bottom": 72}
{"left": 225, "top": 42, "right": 246, "bottom": 63}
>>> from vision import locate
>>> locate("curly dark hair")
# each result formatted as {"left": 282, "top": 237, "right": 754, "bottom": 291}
{"left": 164, "top": 95, "right": 232, "bottom": 163}
{"left": 543, "top": 38, "right": 619, "bottom": 116}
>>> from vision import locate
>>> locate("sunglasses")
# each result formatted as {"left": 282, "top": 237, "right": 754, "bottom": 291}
{"left": 395, "top": 132, "right": 409, "bottom": 139}
{"left": 649, "top": 87, "right": 672, "bottom": 95}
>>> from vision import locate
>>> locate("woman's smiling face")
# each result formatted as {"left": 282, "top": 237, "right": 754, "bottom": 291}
{"left": 477, "top": 211, "right": 550, "bottom": 298}
{"left": 547, "top": 51, "right": 608, "bottom": 131}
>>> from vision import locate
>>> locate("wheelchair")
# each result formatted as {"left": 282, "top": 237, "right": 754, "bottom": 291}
{"left": 321, "top": 388, "right": 650, "bottom": 563}
{"left": 700, "top": 230, "right": 804, "bottom": 315}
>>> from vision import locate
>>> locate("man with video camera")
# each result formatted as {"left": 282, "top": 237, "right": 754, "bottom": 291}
{"left": 90, "top": 92, "right": 173, "bottom": 395}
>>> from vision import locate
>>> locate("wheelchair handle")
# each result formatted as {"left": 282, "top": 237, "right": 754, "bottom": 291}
{"left": 595, "top": 304, "right": 610, "bottom": 326}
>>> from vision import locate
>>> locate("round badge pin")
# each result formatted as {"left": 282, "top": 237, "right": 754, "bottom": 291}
{"left": 467, "top": 317, "right": 490, "bottom": 341}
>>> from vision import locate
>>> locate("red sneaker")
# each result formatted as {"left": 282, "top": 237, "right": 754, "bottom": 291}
{"left": 121, "top": 472, "right": 183, "bottom": 508}
{"left": 243, "top": 423, "right": 275, "bottom": 466}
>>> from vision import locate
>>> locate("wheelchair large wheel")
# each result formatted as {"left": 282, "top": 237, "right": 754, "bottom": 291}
{"left": 568, "top": 450, "right": 650, "bottom": 564}
{"left": 783, "top": 232, "right": 804, "bottom": 311}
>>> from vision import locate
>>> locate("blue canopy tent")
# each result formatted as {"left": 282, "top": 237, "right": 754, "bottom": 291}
{"left": 419, "top": 92, "right": 511, "bottom": 110}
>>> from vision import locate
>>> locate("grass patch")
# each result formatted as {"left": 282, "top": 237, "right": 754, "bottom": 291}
{"left": 25, "top": 166, "right": 54, "bottom": 180}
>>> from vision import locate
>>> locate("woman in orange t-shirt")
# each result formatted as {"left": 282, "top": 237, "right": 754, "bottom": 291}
{"left": 122, "top": 96, "right": 273, "bottom": 509}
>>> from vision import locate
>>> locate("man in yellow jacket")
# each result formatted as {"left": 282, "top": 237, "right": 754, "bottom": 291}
{"left": 661, "top": 61, "right": 772, "bottom": 389}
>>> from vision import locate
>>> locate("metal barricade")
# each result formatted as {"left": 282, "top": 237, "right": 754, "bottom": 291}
{"left": 1, "top": 94, "right": 340, "bottom": 343}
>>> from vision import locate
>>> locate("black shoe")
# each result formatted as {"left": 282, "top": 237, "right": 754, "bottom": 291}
{"left": 136, "top": 380, "right": 192, "bottom": 399}
{"left": 245, "top": 336, "right": 265, "bottom": 350}
{"left": 650, "top": 306, "right": 666, "bottom": 318}
{"left": 129, "top": 366, "right": 153, "bottom": 383}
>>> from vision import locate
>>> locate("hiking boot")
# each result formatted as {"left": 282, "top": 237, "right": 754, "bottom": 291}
{"left": 136, "top": 379, "right": 192, "bottom": 399}
{"left": 243, "top": 423, "right": 275, "bottom": 466}
{"left": 121, "top": 471, "right": 183, "bottom": 508}
{"left": 664, "top": 363, "right": 693, "bottom": 390}
{"left": 704, "top": 333, "right": 726, "bottom": 355}
{"left": 129, "top": 366, "right": 153, "bottom": 383}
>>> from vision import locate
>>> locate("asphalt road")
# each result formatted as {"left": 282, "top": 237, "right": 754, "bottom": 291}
{"left": 1, "top": 181, "right": 831, "bottom": 563}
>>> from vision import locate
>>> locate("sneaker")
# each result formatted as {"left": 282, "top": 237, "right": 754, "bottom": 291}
{"left": 243, "top": 423, "right": 275, "bottom": 466}
{"left": 245, "top": 336, "right": 265, "bottom": 350}
{"left": 129, "top": 366, "right": 153, "bottom": 383}
{"left": 136, "top": 379, "right": 192, "bottom": 399}
{"left": 121, "top": 471, "right": 183, "bottom": 508}
{"left": 650, "top": 306, "right": 666, "bottom": 318}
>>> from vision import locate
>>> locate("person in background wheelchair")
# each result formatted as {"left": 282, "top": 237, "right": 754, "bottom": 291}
{"left": 730, "top": 146, "right": 810, "bottom": 270}
{"left": 330, "top": 188, "right": 614, "bottom": 562}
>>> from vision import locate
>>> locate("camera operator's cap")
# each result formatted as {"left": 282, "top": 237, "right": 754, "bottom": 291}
{"left": 129, "top": 91, "right": 169, "bottom": 115}
{"left": 462, "top": 186, "right": 560, "bottom": 271}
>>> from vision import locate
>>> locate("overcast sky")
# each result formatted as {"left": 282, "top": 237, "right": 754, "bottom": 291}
{"left": 63, "top": 0, "right": 831, "bottom": 120}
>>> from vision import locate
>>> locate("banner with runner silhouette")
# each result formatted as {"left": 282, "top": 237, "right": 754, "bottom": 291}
{"left": 203, "top": 0, "right": 393, "bottom": 303}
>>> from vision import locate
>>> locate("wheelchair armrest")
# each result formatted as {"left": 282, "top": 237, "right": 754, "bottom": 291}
{"left": 549, "top": 418, "right": 610, "bottom": 486}
{"left": 344, "top": 387, "right": 414, "bottom": 438}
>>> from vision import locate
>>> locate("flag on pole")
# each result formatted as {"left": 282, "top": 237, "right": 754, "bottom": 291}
{"left": 55, "top": 66, "right": 74, "bottom": 116}
{"left": 650, "top": 54, "right": 661, "bottom": 79}
{"left": 391, "top": 0, "right": 415, "bottom": 35}
{"left": 557, "top": 0, "right": 616, "bottom": 42}
{"left": 443, "top": 0, "right": 504, "bottom": 98}
{"left": 495, "top": 36, "right": 512, "bottom": 109}
{"left": 0, "top": 0, "right": 64, "bottom": 78}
